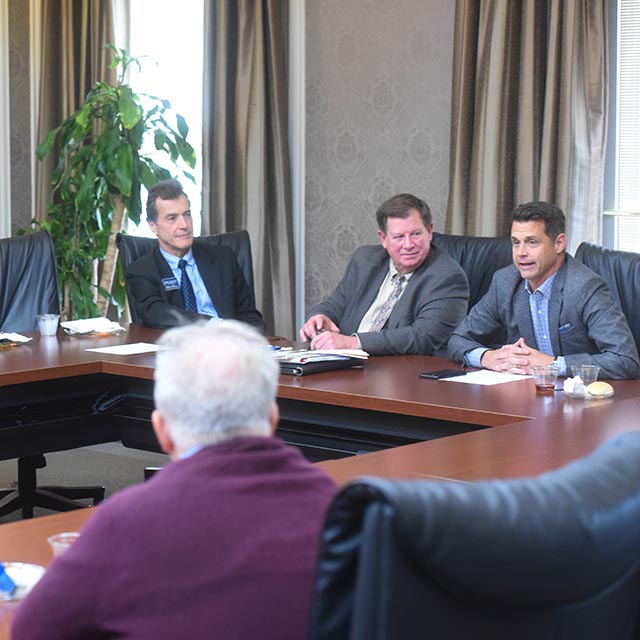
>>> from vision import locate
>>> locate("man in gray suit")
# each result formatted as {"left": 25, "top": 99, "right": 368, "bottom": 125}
{"left": 448, "top": 201, "right": 640, "bottom": 379}
{"left": 299, "top": 193, "right": 469, "bottom": 356}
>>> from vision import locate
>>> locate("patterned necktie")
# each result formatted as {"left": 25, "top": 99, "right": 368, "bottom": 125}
{"left": 371, "top": 274, "right": 405, "bottom": 332}
{"left": 178, "top": 259, "right": 197, "bottom": 312}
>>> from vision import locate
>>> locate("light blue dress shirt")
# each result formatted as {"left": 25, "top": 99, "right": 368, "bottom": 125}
{"left": 159, "top": 246, "right": 219, "bottom": 319}
{"left": 465, "top": 271, "right": 566, "bottom": 374}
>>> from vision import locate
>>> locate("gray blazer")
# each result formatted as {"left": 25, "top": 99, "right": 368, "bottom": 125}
{"left": 310, "top": 243, "right": 469, "bottom": 355}
{"left": 448, "top": 255, "right": 640, "bottom": 379}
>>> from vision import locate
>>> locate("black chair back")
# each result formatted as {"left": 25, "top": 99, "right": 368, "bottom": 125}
{"left": 575, "top": 242, "right": 640, "bottom": 353}
{"left": 116, "top": 230, "right": 256, "bottom": 324}
{"left": 432, "top": 232, "right": 512, "bottom": 310}
{"left": 310, "top": 432, "right": 640, "bottom": 640}
{"left": 0, "top": 231, "right": 59, "bottom": 332}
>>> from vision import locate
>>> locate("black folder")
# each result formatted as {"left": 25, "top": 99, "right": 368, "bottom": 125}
{"left": 279, "top": 357, "right": 365, "bottom": 376}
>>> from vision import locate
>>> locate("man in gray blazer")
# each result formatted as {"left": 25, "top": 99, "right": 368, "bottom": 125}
{"left": 299, "top": 194, "right": 469, "bottom": 356}
{"left": 448, "top": 201, "right": 640, "bottom": 379}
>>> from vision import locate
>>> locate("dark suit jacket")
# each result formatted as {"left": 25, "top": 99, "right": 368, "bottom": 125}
{"left": 11, "top": 437, "right": 338, "bottom": 640}
{"left": 125, "top": 243, "right": 264, "bottom": 332}
{"left": 310, "top": 243, "right": 469, "bottom": 355}
{"left": 448, "top": 255, "right": 640, "bottom": 379}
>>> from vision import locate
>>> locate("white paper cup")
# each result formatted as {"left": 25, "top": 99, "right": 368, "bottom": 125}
{"left": 47, "top": 532, "right": 80, "bottom": 557}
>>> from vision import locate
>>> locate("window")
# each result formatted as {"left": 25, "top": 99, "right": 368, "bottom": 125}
{"left": 604, "top": 0, "right": 640, "bottom": 251}
{"left": 126, "top": 0, "right": 204, "bottom": 236}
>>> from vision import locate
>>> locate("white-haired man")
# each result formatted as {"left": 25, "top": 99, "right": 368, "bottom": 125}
{"left": 12, "top": 322, "right": 337, "bottom": 640}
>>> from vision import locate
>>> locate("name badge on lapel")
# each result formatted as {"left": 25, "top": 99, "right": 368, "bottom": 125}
{"left": 161, "top": 277, "right": 180, "bottom": 291}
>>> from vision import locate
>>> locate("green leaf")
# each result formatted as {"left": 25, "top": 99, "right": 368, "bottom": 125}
{"left": 36, "top": 127, "right": 61, "bottom": 159}
{"left": 118, "top": 86, "right": 143, "bottom": 129}
{"left": 112, "top": 145, "right": 134, "bottom": 195}
{"left": 176, "top": 113, "right": 189, "bottom": 138}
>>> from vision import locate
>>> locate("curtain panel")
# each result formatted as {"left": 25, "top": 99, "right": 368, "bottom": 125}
{"left": 202, "top": 0, "right": 295, "bottom": 338}
{"left": 447, "top": 0, "right": 607, "bottom": 250}
{"left": 34, "top": 0, "right": 118, "bottom": 224}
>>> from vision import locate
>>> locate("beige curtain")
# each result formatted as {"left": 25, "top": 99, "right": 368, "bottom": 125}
{"left": 447, "top": 0, "right": 607, "bottom": 251}
{"left": 202, "top": 0, "right": 295, "bottom": 338}
{"left": 34, "top": 0, "right": 117, "bottom": 224}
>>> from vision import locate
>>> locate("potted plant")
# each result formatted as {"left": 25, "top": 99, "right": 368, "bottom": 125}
{"left": 34, "top": 44, "right": 196, "bottom": 319}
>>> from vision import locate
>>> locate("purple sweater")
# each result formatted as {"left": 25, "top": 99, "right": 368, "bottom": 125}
{"left": 11, "top": 437, "right": 337, "bottom": 639}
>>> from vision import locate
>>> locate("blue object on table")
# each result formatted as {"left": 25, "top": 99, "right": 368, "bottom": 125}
{"left": 0, "top": 562, "right": 15, "bottom": 595}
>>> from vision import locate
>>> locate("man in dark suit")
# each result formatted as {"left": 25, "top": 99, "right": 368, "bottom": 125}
{"left": 448, "top": 201, "right": 640, "bottom": 379}
{"left": 125, "top": 179, "right": 264, "bottom": 332}
{"left": 11, "top": 321, "right": 337, "bottom": 640}
{"left": 299, "top": 193, "right": 469, "bottom": 355}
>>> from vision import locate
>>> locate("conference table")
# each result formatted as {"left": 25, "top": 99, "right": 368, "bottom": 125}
{"left": 1, "top": 322, "right": 639, "bottom": 479}
{"left": 3, "top": 323, "right": 613, "bottom": 461}
{"left": 1, "top": 324, "right": 639, "bottom": 635}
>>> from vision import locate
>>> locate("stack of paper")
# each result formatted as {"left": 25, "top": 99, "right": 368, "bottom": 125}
{"left": 275, "top": 348, "right": 369, "bottom": 363}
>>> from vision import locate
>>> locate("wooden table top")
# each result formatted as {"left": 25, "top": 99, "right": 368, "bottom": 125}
{"left": 316, "top": 392, "right": 640, "bottom": 484}
{"left": 1, "top": 325, "right": 639, "bottom": 636}
{"left": 0, "top": 509, "right": 96, "bottom": 635}
{"left": 3, "top": 325, "right": 638, "bottom": 430}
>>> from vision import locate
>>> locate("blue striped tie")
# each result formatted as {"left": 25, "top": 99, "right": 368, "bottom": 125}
{"left": 178, "top": 259, "right": 197, "bottom": 312}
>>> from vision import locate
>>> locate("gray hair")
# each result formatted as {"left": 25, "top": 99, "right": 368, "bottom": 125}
{"left": 154, "top": 320, "right": 279, "bottom": 450}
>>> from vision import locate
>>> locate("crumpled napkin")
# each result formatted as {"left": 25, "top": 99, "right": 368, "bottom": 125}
{"left": 60, "top": 317, "right": 124, "bottom": 335}
{"left": 563, "top": 375, "right": 588, "bottom": 398}
{"left": 0, "top": 332, "right": 32, "bottom": 344}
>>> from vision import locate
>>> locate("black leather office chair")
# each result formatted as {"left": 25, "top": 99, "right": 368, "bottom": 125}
{"left": 575, "top": 242, "right": 640, "bottom": 353}
{"left": 0, "top": 231, "right": 105, "bottom": 518}
{"left": 309, "top": 432, "right": 640, "bottom": 640}
{"left": 116, "top": 230, "right": 257, "bottom": 323}
{"left": 432, "top": 232, "right": 513, "bottom": 310}
{"left": 0, "top": 231, "right": 59, "bottom": 331}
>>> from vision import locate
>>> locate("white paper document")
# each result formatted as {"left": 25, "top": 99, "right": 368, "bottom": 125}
{"left": 85, "top": 342, "right": 161, "bottom": 356}
{"left": 444, "top": 370, "right": 531, "bottom": 385}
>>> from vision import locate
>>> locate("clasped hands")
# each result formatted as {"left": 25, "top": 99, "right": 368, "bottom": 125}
{"left": 299, "top": 314, "right": 358, "bottom": 350}
{"left": 481, "top": 337, "right": 554, "bottom": 374}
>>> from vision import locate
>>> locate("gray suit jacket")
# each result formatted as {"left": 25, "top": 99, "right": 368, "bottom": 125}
{"left": 310, "top": 244, "right": 469, "bottom": 355}
{"left": 448, "top": 255, "right": 640, "bottom": 379}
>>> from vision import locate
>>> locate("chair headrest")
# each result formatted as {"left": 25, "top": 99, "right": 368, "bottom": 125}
{"left": 432, "top": 232, "right": 512, "bottom": 309}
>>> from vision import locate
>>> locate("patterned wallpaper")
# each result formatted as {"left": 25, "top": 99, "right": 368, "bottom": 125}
{"left": 305, "top": 0, "right": 455, "bottom": 312}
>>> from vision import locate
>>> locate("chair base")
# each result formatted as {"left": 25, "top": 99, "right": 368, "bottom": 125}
{"left": 143, "top": 467, "right": 162, "bottom": 480}
{"left": 0, "top": 454, "right": 105, "bottom": 520}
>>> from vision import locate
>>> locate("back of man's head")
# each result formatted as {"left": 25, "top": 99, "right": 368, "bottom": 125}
{"left": 376, "top": 193, "right": 432, "bottom": 233}
{"left": 512, "top": 201, "right": 565, "bottom": 241}
{"left": 146, "top": 179, "right": 188, "bottom": 223}
{"left": 154, "top": 321, "right": 278, "bottom": 451}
